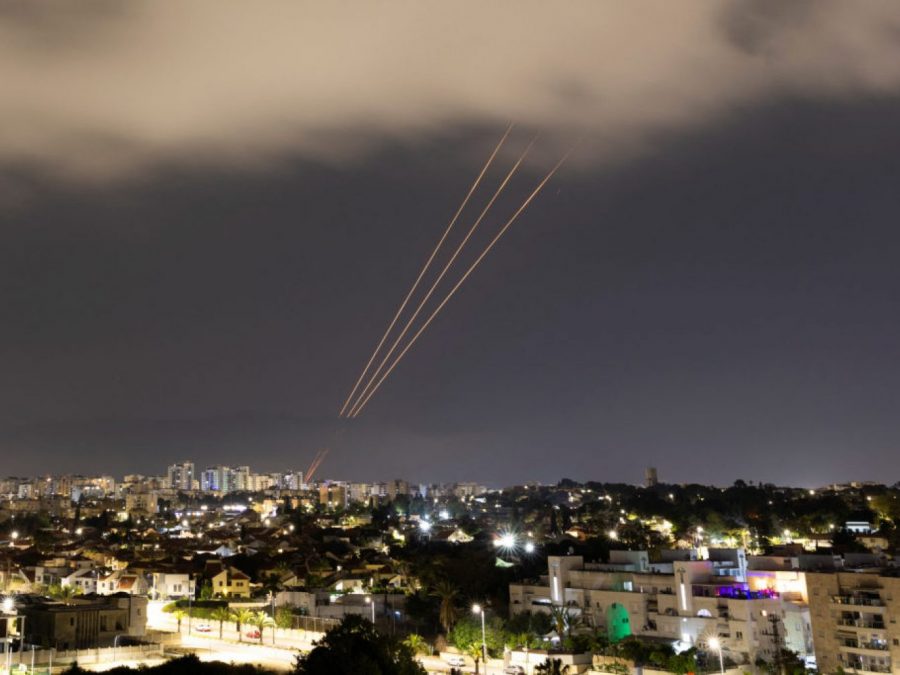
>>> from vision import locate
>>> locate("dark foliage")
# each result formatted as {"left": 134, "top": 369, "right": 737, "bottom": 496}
{"left": 293, "top": 615, "right": 426, "bottom": 675}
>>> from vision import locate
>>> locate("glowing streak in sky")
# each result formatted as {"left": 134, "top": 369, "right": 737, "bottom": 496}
{"left": 338, "top": 124, "right": 513, "bottom": 416}
{"left": 350, "top": 148, "right": 573, "bottom": 417}
{"left": 345, "top": 137, "right": 535, "bottom": 417}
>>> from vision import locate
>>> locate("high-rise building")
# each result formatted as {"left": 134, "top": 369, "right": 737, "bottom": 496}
{"left": 201, "top": 466, "right": 237, "bottom": 494}
{"left": 386, "top": 479, "right": 410, "bottom": 501}
{"left": 807, "top": 571, "right": 897, "bottom": 674}
{"left": 281, "top": 471, "right": 304, "bottom": 491}
{"left": 645, "top": 466, "right": 658, "bottom": 488}
{"left": 166, "top": 461, "right": 195, "bottom": 491}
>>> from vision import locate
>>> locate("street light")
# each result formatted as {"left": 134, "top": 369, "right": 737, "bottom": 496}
{"left": 472, "top": 604, "right": 486, "bottom": 664}
{"left": 708, "top": 637, "right": 724, "bottom": 675}
{"left": 365, "top": 596, "right": 375, "bottom": 623}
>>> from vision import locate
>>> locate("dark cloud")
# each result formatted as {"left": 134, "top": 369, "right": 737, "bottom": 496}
{"left": 2, "top": 1, "right": 900, "bottom": 184}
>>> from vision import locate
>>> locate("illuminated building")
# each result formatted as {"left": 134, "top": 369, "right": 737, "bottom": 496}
{"left": 509, "top": 549, "right": 813, "bottom": 666}
{"left": 806, "top": 571, "right": 900, "bottom": 674}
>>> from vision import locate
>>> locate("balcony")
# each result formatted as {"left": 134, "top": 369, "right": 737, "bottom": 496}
{"left": 842, "top": 656, "right": 892, "bottom": 674}
{"left": 836, "top": 619, "right": 886, "bottom": 630}
{"left": 833, "top": 595, "right": 884, "bottom": 608}
{"left": 840, "top": 642, "right": 890, "bottom": 656}
{"left": 841, "top": 664, "right": 891, "bottom": 675}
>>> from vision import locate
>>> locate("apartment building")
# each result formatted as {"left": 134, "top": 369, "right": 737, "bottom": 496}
{"left": 807, "top": 571, "right": 900, "bottom": 674}
{"left": 510, "top": 550, "right": 813, "bottom": 667}
{"left": 166, "top": 462, "right": 195, "bottom": 491}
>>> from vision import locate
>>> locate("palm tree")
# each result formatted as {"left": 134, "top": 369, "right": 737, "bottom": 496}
{"left": 535, "top": 658, "right": 570, "bottom": 675}
{"left": 403, "top": 633, "right": 431, "bottom": 656}
{"left": 430, "top": 580, "right": 459, "bottom": 633}
{"left": 211, "top": 607, "right": 231, "bottom": 640}
{"left": 48, "top": 584, "right": 82, "bottom": 602}
{"left": 549, "top": 606, "right": 578, "bottom": 638}
{"left": 231, "top": 608, "right": 255, "bottom": 642}
{"left": 250, "top": 610, "right": 275, "bottom": 645}
{"left": 465, "top": 642, "right": 484, "bottom": 675}
{"left": 172, "top": 609, "right": 187, "bottom": 634}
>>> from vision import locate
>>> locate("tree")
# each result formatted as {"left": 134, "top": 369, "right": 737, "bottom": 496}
{"left": 430, "top": 581, "right": 459, "bottom": 633}
{"left": 535, "top": 658, "right": 569, "bottom": 674}
{"left": 47, "top": 584, "right": 82, "bottom": 601}
{"left": 463, "top": 642, "right": 484, "bottom": 675}
{"left": 403, "top": 633, "right": 431, "bottom": 656}
{"left": 173, "top": 609, "right": 187, "bottom": 634}
{"left": 231, "top": 608, "right": 255, "bottom": 642}
{"left": 548, "top": 606, "right": 579, "bottom": 639}
{"left": 250, "top": 611, "right": 275, "bottom": 645}
{"left": 275, "top": 606, "right": 295, "bottom": 630}
{"left": 211, "top": 607, "right": 232, "bottom": 640}
{"left": 449, "top": 616, "right": 509, "bottom": 674}
{"left": 199, "top": 580, "right": 214, "bottom": 600}
{"left": 294, "top": 615, "right": 426, "bottom": 675}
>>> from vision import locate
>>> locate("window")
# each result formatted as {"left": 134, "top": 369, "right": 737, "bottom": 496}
{"left": 736, "top": 631, "right": 743, "bottom": 639}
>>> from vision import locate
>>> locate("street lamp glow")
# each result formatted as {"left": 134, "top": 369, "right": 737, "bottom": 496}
{"left": 524, "top": 541, "right": 535, "bottom": 554}
{"left": 495, "top": 532, "right": 516, "bottom": 549}
{"left": 439, "top": 510, "right": 450, "bottom": 520}
{"left": 608, "top": 530, "right": 618, "bottom": 540}
{"left": 708, "top": 636, "right": 724, "bottom": 674}
{"left": 419, "top": 519, "right": 432, "bottom": 533}
{"left": 472, "top": 604, "right": 487, "bottom": 662}
{"left": 1, "top": 597, "right": 13, "bottom": 614}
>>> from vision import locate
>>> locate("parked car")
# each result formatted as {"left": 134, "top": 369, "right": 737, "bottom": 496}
{"left": 246, "top": 629, "right": 261, "bottom": 639}
{"left": 444, "top": 654, "right": 466, "bottom": 667}
{"left": 195, "top": 624, "right": 212, "bottom": 633}
{"left": 504, "top": 667, "right": 525, "bottom": 675}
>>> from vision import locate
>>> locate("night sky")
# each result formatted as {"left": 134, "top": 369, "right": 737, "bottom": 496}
{"left": 2, "top": 2, "right": 900, "bottom": 485}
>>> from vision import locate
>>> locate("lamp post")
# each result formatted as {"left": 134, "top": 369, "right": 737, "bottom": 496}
{"left": 708, "top": 637, "right": 724, "bottom": 675}
{"left": 472, "top": 604, "right": 487, "bottom": 664}
{"left": 187, "top": 575, "right": 193, "bottom": 636}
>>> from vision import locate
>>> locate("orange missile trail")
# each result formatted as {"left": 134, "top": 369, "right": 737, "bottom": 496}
{"left": 350, "top": 148, "right": 574, "bottom": 418}
{"left": 337, "top": 124, "right": 514, "bottom": 417}
{"left": 345, "top": 137, "right": 536, "bottom": 418}
{"left": 305, "top": 447, "right": 330, "bottom": 483}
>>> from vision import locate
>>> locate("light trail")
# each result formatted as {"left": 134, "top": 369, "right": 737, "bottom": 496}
{"left": 338, "top": 124, "right": 513, "bottom": 416}
{"left": 350, "top": 148, "right": 574, "bottom": 417}
{"left": 345, "top": 137, "right": 536, "bottom": 417}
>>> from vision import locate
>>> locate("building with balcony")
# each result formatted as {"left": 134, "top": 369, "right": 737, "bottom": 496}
{"left": 807, "top": 572, "right": 899, "bottom": 675}
{"left": 510, "top": 550, "right": 813, "bottom": 667}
